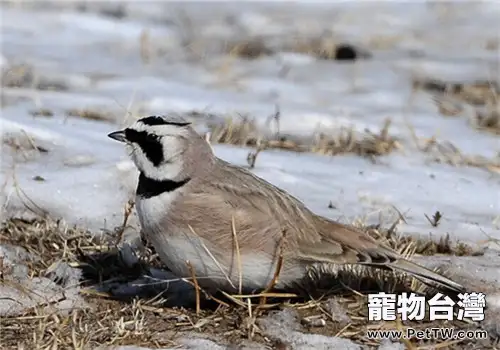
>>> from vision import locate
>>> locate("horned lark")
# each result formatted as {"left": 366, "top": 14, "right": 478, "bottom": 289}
{"left": 108, "top": 115, "right": 465, "bottom": 294}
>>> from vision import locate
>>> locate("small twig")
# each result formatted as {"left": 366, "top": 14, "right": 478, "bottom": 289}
{"left": 477, "top": 227, "right": 500, "bottom": 249}
{"left": 20, "top": 129, "right": 46, "bottom": 155}
{"left": 0, "top": 256, "right": 4, "bottom": 281}
{"left": 231, "top": 215, "right": 243, "bottom": 294}
{"left": 271, "top": 104, "right": 281, "bottom": 137}
{"left": 424, "top": 211, "right": 442, "bottom": 227}
{"left": 246, "top": 297, "right": 257, "bottom": 340}
{"left": 334, "top": 322, "right": 352, "bottom": 337}
{"left": 115, "top": 199, "right": 135, "bottom": 245}
{"left": 220, "top": 291, "right": 248, "bottom": 308}
{"left": 139, "top": 28, "right": 151, "bottom": 64}
{"left": 259, "top": 229, "right": 287, "bottom": 306}
{"left": 0, "top": 297, "right": 23, "bottom": 305}
{"left": 246, "top": 141, "right": 266, "bottom": 169}
{"left": 186, "top": 260, "right": 200, "bottom": 315}
{"left": 230, "top": 292, "right": 297, "bottom": 299}
{"left": 247, "top": 297, "right": 253, "bottom": 319}
{"left": 180, "top": 278, "right": 230, "bottom": 308}
{"left": 11, "top": 169, "right": 47, "bottom": 217}
{"left": 204, "top": 132, "right": 214, "bottom": 153}
{"left": 187, "top": 225, "right": 236, "bottom": 289}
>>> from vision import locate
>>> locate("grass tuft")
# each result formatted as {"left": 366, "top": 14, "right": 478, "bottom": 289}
{"left": 207, "top": 115, "right": 401, "bottom": 162}
{"left": 65, "top": 108, "right": 113, "bottom": 122}
{"left": 421, "top": 137, "right": 500, "bottom": 174}
{"left": 225, "top": 38, "right": 274, "bottom": 60}
{"left": 416, "top": 78, "right": 500, "bottom": 135}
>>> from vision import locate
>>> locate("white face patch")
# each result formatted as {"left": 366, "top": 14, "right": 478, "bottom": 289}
{"left": 124, "top": 120, "right": 191, "bottom": 181}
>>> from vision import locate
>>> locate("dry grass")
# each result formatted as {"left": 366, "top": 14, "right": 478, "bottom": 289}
{"left": 207, "top": 115, "right": 401, "bottom": 163}
{"left": 2, "top": 132, "right": 49, "bottom": 162}
{"left": 220, "top": 34, "right": 370, "bottom": 61}
{"left": 0, "top": 297, "right": 183, "bottom": 349}
{"left": 421, "top": 137, "right": 500, "bottom": 175}
{"left": 65, "top": 108, "right": 113, "bottom": 122}
{"left": 224, "top": 38, "right": 275, "bottom": 60}
{"left": 3, "top": 135, "right": 48, "bottom": 154}
{"left": 475, "top": 107, "right": 500, "bottom": 135}
{"left": 199, "top": 111, "right": 498, "bottom": 174}
{"left": 29, "top": 108, "right": 54, "bottom": 117}
{"left": 415, "top": 78, "right": 500, "bottom": 135}
{"left": 414, "top": 79, "right": 499, "bottom": 106}
{"left": 1, "top": 64, "right": 36, "bottom": 88}
{"left": 0, "top": 216, "right": 493, "bottom": 349}
{"left": 311, "top": 118, "right": 400, "bottom": 158}
{"left": 183, "top": 33, "right": 368, "bottom": 62}
{"left": 1, "top": 64, "right": 68, "bottom": 91}
{"left": 208, "top": 115, "right": 261, "bottom": 147}
{"left": 363, "top": 224, "right": 481, "bottom": 258}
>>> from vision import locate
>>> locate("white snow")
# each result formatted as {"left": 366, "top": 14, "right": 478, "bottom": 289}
{"left": 1, "top": 1, "right": 499, "bottom": 251}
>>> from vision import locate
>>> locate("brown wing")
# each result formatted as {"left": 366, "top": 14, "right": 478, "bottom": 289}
{"left": 177, "top": 160, "right": 363, "bottom": 261}
{"left": 208, "top": 162, "right": 394, "bottom": 264}
{"left": 181, "top": 160, "right": 464, "bottom": 293}
{"left": 297, "top": 215, "right": 399, "bottom": 264}
{"left": 298, "top": 216, "right": 465, "bottom": 293}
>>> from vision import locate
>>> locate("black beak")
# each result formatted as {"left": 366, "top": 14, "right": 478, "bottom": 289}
{"left": 108, "top": 130, "right": 127, "bottom": 143}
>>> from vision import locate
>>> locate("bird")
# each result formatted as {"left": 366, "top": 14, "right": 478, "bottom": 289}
{"left": 108, "top": 114, "right": 465, "bottom": 295}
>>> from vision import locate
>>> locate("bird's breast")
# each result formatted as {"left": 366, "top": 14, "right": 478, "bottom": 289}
{"left": 136, "top": 191, "right": 179, "bottom": 233}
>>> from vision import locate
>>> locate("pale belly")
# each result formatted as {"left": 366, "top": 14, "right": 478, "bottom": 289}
{"left": 152, "top": 234, "right": 309, "bottom": 292}
{"left": 136, "top": 196, "right": 307, "bottom": 291}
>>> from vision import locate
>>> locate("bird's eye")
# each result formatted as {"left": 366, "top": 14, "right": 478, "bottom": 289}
{"left": 124, "top": 128, "right": 164, "bottom": 165}
{"left": 124, "top": 129, "right": 159, "bottom": 144}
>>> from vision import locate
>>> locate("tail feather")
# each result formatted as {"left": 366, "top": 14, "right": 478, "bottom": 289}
{"left": 372, "top": 259, "right": 465, "bottom": 294}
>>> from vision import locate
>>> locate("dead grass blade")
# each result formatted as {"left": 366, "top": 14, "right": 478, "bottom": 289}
{"left": 186, "top": 260, "right": 201, "bottom": 315}
{"left": 231, "top": 215, "right": 243, "bottom": 295}
{"left": 186, "top": 224, "right": 236, "bottom": 290}
{"left": 206, "top": 114, "right": 401, "bottom": 162}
